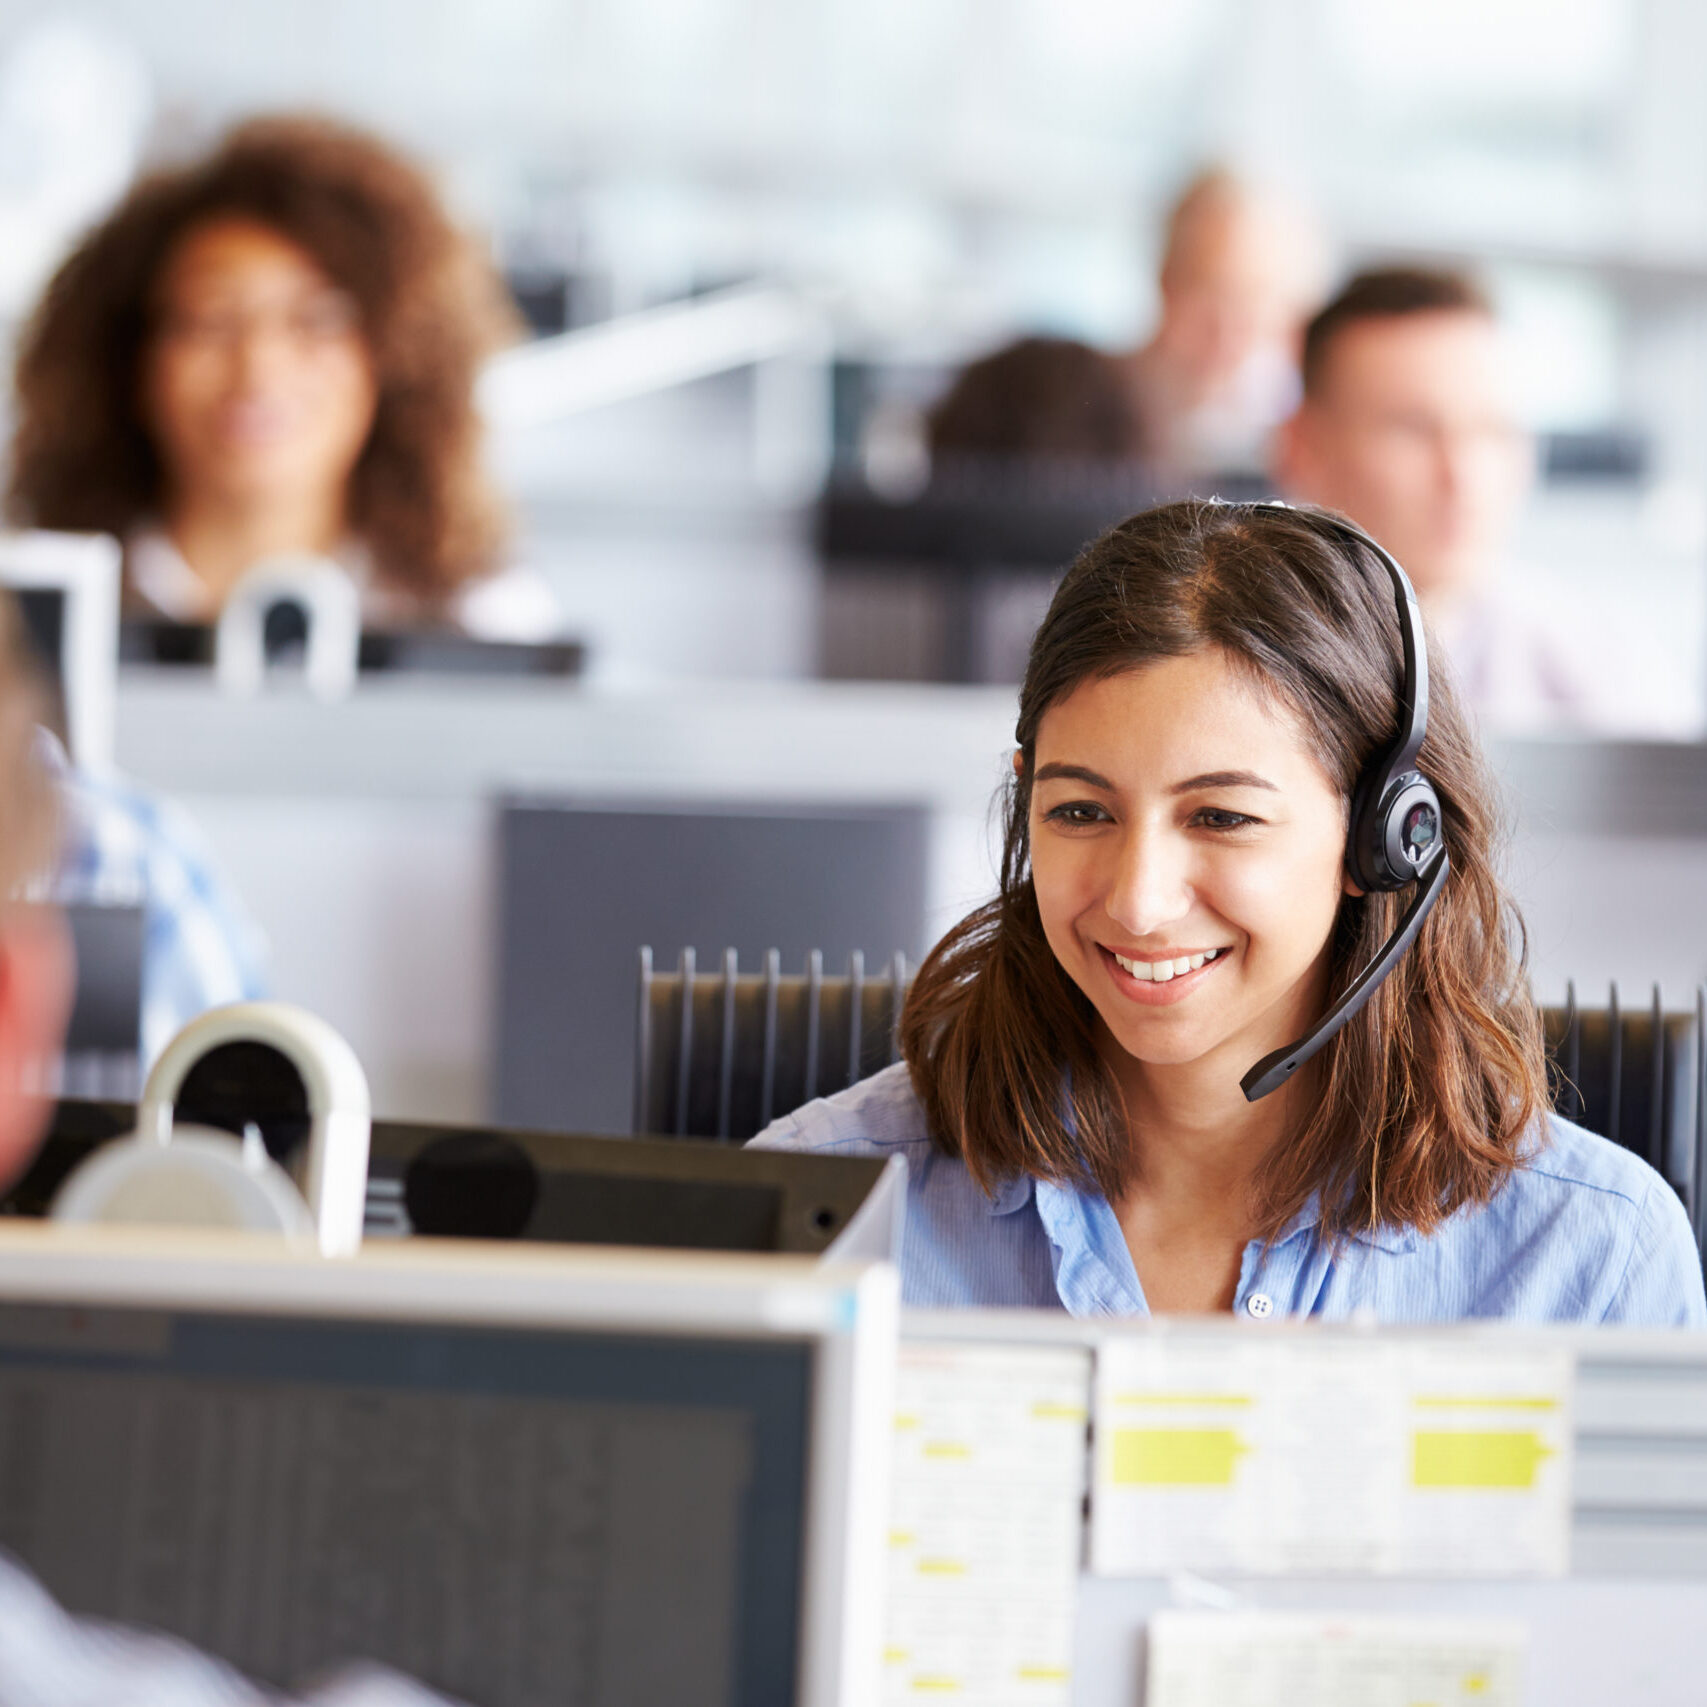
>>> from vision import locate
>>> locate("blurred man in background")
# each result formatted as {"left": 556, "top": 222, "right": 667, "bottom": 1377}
{"left": 1120, "top": 167, "right": 1325, "bottom": 484}
{"left": 1275, "top": 266, "right": 1598, "bottom": 731}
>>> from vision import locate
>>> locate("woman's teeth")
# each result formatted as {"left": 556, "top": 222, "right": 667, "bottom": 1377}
{"left": 1110, "top": 946, "right": 1226, "bottom": 983}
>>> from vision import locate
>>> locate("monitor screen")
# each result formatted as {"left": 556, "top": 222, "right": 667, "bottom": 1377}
{"left": 0, "top": 1301, "right": 814, "bottom": 1707}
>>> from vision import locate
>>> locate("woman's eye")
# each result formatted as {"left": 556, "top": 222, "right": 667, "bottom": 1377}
{"left": 1193, "top": 807, "right": 1256, "bottom": 831}
{"left": 1044, "top": 801, "right": 1109, "bottom": 827}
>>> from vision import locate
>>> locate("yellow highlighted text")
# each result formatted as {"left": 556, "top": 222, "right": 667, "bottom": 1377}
{"left": 1112, "top": 1427, "right": 1249, "bottom": 1486}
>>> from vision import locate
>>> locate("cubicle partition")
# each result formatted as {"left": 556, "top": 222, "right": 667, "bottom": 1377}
{"left": 495, "top": 795, "right": 928, "bottom": 1135}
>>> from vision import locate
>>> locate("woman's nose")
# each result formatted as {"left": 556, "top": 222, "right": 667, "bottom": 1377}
{"left": 1103, "top": 825, "right": 1193, "bottom": 937}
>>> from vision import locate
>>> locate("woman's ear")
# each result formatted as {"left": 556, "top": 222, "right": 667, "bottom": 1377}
{"left": 1337, "top": 799, "right": 1362, "bottom": 897}
{"left": 1012, "top": 749, "right": 1025, "bottom": 778}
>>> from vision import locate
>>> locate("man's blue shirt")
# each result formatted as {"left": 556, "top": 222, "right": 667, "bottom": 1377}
{"left": 750, "top": 1062, "right": 1707, "bottom": 1325}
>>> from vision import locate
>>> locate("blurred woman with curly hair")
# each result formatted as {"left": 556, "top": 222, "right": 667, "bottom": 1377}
{"left": 7, "top": 114, "right": 555, "bottom": 638}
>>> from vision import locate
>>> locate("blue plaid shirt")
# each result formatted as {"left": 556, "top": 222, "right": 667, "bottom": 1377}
{"left": 751, "top": 1063, "right": 1707, "bottom": 1326}
{"left": 53, "top": 763, "right": 269, "bottom": 1065}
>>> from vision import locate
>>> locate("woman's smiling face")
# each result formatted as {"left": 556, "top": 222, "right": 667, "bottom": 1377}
{"left": 1028, "top": 647, "right": 1355, "bottom": 1080}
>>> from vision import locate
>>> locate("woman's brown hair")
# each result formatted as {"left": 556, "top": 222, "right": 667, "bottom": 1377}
{"left": 7, "top": 114, "right": 514, "bottom": 600}
{"left": 901, "top": 498, "right": 1548, "bottom": 1242}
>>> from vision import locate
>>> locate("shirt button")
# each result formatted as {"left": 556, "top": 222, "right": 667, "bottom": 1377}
{"left": 1245, "top": 1292, "right": 1274, "bottom": 1319}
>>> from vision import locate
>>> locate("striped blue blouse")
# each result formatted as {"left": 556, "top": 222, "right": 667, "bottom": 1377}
{"left": 749, "top": 1063, "right": 1707, "bottom": 1326}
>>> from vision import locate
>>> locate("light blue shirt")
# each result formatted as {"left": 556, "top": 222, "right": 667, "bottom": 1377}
{"left": 750, "top": 1063, "right": 1707, "bottom": 1326}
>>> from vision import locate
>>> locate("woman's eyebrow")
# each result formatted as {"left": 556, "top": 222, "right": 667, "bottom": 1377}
{"left": 1032, "top": 762, "right": 1115, "bottom": 789}
{"left": 1170, "top": 769, "right": 1280, "bottom": 794}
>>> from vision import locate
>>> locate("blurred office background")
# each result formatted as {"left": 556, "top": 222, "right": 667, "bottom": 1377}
{"left": 1, "top": 0, "right": 1703, "bottom": 688}
{"left": 6, "top": 0, "right": 1707, "bottom": 1123}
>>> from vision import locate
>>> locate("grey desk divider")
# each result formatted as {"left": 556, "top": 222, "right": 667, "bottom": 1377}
{"left": 495, "top": 796, "right": 929, "bottom": 1135}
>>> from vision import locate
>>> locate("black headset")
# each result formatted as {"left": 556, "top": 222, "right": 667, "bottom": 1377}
{"left": 1238, "top": 503, "right": 1451, "bottom": 1101}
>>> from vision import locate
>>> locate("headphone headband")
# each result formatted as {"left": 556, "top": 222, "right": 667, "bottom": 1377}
{"left": 1308, "top": 512, "right": 1430, "bottom": 780}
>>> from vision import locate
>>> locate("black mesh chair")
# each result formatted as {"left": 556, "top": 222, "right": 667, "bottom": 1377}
{"left": 637, "top": 957, "right": 1707, "bottom": 1264}
{"left": 1541, "top": 983, "right": 1706, "bottom": 1260}
{"left": 635, "top": 947, "right": 914, "bottom": 1141}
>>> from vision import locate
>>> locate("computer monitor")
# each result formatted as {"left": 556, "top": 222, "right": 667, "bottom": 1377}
{"left": 0, "top": 1224, "right": 896, "bottom": 1707}
{"left": 5, "top": 1102, "right": 906, "bottom": 1264}
{"left": 0, "top": 530, "right": 121, "bottom": 770}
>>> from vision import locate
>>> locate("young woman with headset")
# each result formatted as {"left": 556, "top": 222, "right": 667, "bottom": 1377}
{"left": 753, "top": 500, "right": 1707, "bottom": 1324}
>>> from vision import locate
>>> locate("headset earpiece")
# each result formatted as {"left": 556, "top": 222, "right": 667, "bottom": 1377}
{"left": 1348, "top": 769, "right": 1444, "bottom": 893}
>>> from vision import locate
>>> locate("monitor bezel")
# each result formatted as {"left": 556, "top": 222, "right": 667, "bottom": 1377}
{"left": 0, "top": 530, "right": 121, "bottom": 772}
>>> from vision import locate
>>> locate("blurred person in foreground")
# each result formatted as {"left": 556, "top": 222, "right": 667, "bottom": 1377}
{"left": 1275, "top": 267, "right": 1597, "bottom": 733}
{"left": 7, "top": 114, "right": 554, "bottom": 641}
{"left": 1119, "top": 167, "right": 1325, "bottom": 484}
{"left": 0, "top": 611, "right": 441, "bottom": 1701}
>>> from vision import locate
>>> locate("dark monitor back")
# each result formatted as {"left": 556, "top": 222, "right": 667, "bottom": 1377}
{"left": 119, "top": 618, "right": 585, "bottom": 679}
{"left": 5, "top": 1102, "right": 894, "bottom": 1261}
{"left": 495, "top": 797, "right": 929, "bottom": 1134}
{"left": 63, "top": 903, "right": 145, "bottom": 1056}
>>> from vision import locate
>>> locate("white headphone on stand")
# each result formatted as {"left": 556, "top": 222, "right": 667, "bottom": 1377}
{"left": 52, "top": 1002, "right": 371, "bottom": 1256}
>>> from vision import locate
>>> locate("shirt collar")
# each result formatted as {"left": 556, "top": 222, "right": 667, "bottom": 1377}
{"left": 1269, "top": 1191, "right": 1420, "bottom": 1255}
{"left": 984, "top": 1162, "right": 1421, "bottom": 1252}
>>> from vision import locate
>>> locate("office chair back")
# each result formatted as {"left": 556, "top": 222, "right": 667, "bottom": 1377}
{"left": 635, "top": 947, "right": 913, "bottom": 1141}
{"left": 1541, "top": 983, "right": 1706, "bottom": 1262}
{"left": 636, "top": 962, "right": 1707, "bottom": 1263}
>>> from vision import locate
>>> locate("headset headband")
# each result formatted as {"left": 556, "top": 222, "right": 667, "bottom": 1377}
{"left": 1311, "top": 513, "right": 1430, "bottom": 780}
{"left": 1231, "top": 501, "right": 1449, "bottom": 1101}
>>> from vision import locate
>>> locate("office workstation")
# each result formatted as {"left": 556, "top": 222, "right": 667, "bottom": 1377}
{"left": 0, "top": 3, "right": 1706, "bottom": 1705}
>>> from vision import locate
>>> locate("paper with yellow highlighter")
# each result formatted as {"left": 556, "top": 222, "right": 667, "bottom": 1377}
{"left": 884, "top": 1341, "right": 1092, "bottom": 1704}
{"left": 1091, "top": 1334, "right": 1573, "bottom": 1576}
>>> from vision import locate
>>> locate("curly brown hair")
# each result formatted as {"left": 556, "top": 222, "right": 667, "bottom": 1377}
{"left": 7, "top": 114, "right": 515, "bottom": 600}
{"left": 901, "top": 498, "right": 1549, "bottom": 1244}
